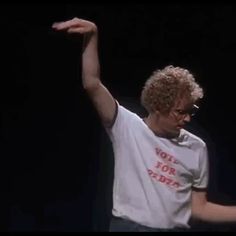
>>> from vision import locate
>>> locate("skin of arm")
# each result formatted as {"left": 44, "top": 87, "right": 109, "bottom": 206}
{"left": 52, "top": 17, "right": 116, "bottom": 127}
{"left": 192, "top": 190, "right": 236, "bottom": 222}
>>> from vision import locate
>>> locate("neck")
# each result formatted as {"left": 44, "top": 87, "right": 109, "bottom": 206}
{"left": 143, "top": 115, "right": 164, "bottom": 137}
{"left": 144, "top": 115, "right": 178, "bottom": 139}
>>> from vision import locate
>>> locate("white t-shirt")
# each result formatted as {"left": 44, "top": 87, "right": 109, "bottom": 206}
{"left": 107, "top": 103, "right": 209, "bottom": 229}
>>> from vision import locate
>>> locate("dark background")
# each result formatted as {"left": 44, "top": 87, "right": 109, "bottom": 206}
{"left": 0, "top": 3, "right": 236, "bottom": 231}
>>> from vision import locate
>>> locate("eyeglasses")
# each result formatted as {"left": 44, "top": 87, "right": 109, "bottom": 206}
{"left": 172, "top": 104, "right": 199, "bottom": 118}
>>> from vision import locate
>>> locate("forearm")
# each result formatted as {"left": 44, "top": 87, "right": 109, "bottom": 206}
{"left": 194, "top": 202, "right": 236, "bottom": 223}
{"left": 52, "top": 18, "right": 101, "bottom": 90}
{"left": 82, "top": 30, "right": 101, "bottom": 90}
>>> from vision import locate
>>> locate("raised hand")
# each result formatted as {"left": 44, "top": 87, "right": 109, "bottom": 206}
{"left": 52, "top": 17, "right": 97, "bottom": 35}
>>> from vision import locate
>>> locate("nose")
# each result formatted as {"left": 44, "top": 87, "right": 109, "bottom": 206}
{"left": 183, "top": 113, "right": 191, "bottom": 123}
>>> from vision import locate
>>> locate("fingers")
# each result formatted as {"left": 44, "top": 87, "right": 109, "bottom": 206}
{"left": 67, "top": 27, "right": 85, "bottom": 34}
{"left": 51, "top": 22, "right": 62, "bottom": 28}
{"left": 52, "top": 17, "right": 97, "bottom": 35}
{"left": 52, "top": 21, "right": 75, "bottom": 31}
{"left": 52, "top": 18, "right": 83, "bottom": 31}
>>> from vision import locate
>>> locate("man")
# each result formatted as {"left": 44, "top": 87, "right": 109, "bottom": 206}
{"left": 52, "top": 17, "right": 236, "bottom": 232}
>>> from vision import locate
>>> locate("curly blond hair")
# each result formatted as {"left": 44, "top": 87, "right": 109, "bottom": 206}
{"left": 141, "top": 65, "right": 203, "bottom": 114}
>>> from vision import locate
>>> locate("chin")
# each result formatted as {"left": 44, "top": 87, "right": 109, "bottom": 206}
{"left": 171, "top": 129, "right": 181, "bottom": 137}
{"left": 165, "top": 130, "right": 179, "bottom": 139}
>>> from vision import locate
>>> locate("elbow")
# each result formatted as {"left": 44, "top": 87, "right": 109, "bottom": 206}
{"left": 82, "top": 79, "right": 101, "bottom": 92}
{"left": 191, "top": 202, "right": 207, "bottom": 221}
{"left": 192, "top": 207, "right": 203, "bottom": 221}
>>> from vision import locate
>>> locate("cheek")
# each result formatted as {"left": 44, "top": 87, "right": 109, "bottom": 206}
{"left": 167, "top": 118, "right": 179, "bottom": 129}
{"left": 161, "top": 118, "right": 175, "bottom": 128}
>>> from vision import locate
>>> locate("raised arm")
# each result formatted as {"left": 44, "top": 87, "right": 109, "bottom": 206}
{"left": 52, "top": 18, "right": 116, "bottom": 127}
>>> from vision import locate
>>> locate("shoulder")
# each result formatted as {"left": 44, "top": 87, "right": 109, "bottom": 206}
{"left": 108, "top": 101, "right": 143, "bottom": 132}
{"left": 116, "top": 102, "right": 142, "bottom": 121}
{"left": 180, "top": 129, "right": 206, "bottom": 149}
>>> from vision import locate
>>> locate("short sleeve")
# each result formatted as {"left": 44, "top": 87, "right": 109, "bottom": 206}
{"left": 105, "top": 101, "right": 138, "bottom": 143}
{"left": 192, "top": 144, "right": 209, "bottom": 190}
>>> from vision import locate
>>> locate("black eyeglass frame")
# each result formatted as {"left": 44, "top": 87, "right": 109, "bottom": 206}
{"left": 173, "top": 104, "right": 199, "bottom": 118}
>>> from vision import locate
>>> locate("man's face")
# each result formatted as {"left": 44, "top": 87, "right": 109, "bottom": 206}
{"left": 157, "top": 96, "right": 198, "bottom": 138}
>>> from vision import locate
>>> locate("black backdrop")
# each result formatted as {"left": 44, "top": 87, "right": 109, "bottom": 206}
{"left": 0, "top": 3, "right": 236, "bottom": 231}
